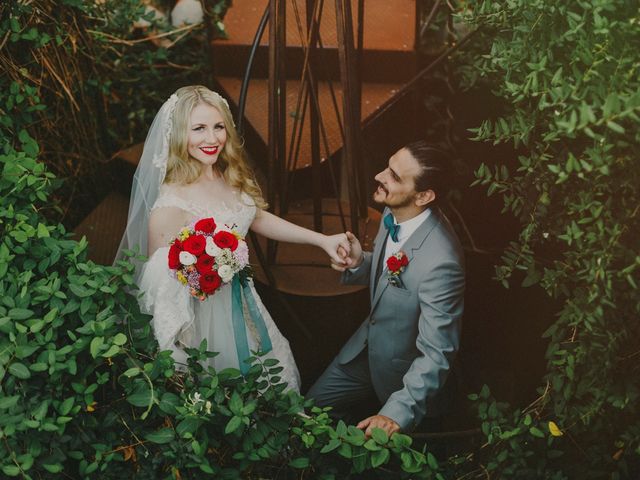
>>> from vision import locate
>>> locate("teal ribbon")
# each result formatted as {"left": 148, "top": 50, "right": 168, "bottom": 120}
{"left": 231, "top": 276, "right": 273, "bottom": 375}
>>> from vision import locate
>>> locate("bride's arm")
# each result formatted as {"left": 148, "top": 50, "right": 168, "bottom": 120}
{"left": 148, "top": 207, "right": 189, "bottom": 257}
{"left": 250, "top": 208, "right": 350, "bottom": 264}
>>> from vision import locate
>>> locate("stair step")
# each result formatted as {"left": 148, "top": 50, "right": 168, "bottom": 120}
{"left": 217, "top": 76, "right": 403, "bottom": 171}
{"left": 217, "top": 0, "right": 415, "bottom": 51}
{"left": 73, "top": 191, "right": 130, "bottom": 265}
{"left": 213, "top": 0, "right": 416, "bottom": 82}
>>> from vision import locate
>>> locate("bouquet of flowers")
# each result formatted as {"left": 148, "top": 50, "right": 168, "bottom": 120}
{"left": 167, "top": 217, "right": 251, "bottom": 300}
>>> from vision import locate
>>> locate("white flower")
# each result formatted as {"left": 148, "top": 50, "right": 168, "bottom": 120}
{"left": 205, "top": 236, "right": 221, "bottom": 257}
{"left": 179, "top": 251, "right": 196, "bottom": 265}
{"left": 218, "top": 264, "right": 234, "bottom": 283}
{"left": 205, "top": 401, "right": 212, "bottom": 414}
{"left": 543, "top": 232, "right": 549, "bottom": 239}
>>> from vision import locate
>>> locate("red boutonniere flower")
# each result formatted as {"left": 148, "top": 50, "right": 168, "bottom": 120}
{"left": 387, "top": 251, "right": 409, "bottom": 287}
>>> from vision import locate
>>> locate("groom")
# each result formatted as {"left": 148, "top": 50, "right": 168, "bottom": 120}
{"left": 307, "top": 141, "right": 465, "bottom": 437}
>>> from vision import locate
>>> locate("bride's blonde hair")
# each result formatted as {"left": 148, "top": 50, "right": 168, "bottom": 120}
{"left": 164, "top": 85, "right": 267, "bottom": 209}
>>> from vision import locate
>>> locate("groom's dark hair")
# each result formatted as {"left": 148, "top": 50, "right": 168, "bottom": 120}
{"left": 404, "top": 141, "right": 453, "bottom": 203}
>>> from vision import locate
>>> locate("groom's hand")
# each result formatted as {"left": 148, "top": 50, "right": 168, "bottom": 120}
{"left": 357, "top": 414, "right": 400, "bottom": 438}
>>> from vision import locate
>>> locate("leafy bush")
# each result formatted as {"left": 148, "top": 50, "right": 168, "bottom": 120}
{"left": 442, "top": 0, "right": 640, "bottom": 477}
{"left": 0, "top": 0, "right": 224, "bottom": 225}
{"left": 0, "top": 151, "right": 444, "bottom": 478}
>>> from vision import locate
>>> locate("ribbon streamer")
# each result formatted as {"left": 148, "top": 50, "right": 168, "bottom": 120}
{"left": 231, "top": 276, "right": 273, "bottom": 374}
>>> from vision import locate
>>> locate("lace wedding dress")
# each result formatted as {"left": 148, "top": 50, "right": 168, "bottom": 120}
{"left": 136, "top": 187, "right": 301, "bottom": 392}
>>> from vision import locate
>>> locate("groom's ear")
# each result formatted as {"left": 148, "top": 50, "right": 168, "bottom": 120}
{"left": 415, "top": 189, "right": 435, "bottom": 207}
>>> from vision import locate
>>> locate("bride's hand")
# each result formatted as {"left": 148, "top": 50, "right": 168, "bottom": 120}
{"left": 321, "top": 233, "right": 351, "bottom": 265}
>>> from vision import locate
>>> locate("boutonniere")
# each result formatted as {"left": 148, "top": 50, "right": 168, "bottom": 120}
{"left": 386, "top": 251, "right": 409, "bottom": 287}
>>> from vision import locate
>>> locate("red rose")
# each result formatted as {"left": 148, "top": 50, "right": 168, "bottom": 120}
{"left": 168, "top": 241, "right": 182, "bottom": 270}
{"left": 213, "top": 231, "right": 239, "bottom": 251}
{"left": 183, "top": 234, "right": 206, "bottom": 256}
{"left": 400, "top": 254, "right": 409, "bottom": 267}
{"left": 386, "top": 256, "right": 401, "bottom": 272}
{"left": 195, "top": 217, "right": 216, "bottom": 233}
{"left": 199, "top": 270, "right": 221, "bottom": 294}
{"left": 196, "top": 254, "right": 215, "bottom": 273}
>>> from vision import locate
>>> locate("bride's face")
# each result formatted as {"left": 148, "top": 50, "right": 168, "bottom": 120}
{"left": 187, "top": 103, "right": 227, "bottom": 167}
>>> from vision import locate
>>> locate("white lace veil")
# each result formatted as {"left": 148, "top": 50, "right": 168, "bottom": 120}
{"left": 114, "top": 93, "right": 179, "bottom": 264}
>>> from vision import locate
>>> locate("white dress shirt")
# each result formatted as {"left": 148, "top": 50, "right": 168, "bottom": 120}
{"left": 350, "top": 208, "right": 432, "bottom": 273}
{"left": 382, "top": 208, "right": 431, "bottom": 264}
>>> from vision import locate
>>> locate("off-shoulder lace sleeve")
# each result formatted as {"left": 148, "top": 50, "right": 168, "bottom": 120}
{"left": 137, "top": 247, "right": 195, "bottom": 367}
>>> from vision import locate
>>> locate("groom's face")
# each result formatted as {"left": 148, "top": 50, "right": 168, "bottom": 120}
{"left": 373, "top": 148, "right": 421, "bottom": 208}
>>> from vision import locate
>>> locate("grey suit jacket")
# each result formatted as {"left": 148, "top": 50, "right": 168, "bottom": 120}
{"left": 340, "top": 207, "right": 464, "bottom": 430}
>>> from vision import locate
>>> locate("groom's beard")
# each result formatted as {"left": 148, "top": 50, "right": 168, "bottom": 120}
{"left": 373, "top": 183, "right": 415, "bottom": 209}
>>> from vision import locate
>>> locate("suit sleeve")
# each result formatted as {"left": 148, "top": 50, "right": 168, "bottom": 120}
{"left": 378, "top": 258, "right": 465, "bottom": 430}
{"left": 340, "top": 251, "right": 373, "bottom": 286}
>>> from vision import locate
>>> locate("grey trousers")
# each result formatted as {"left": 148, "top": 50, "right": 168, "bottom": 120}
{"left": 306, "top": 348, "right": 380, "bottom": 424}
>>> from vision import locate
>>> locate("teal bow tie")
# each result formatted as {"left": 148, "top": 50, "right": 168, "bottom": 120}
{"left": 384, "top": 213, "right": 399, "bottom": 242}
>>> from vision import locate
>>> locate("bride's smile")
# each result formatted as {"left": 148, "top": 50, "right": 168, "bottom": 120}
{"left": 187, "top": 103, "right": 227, "bottom": 166}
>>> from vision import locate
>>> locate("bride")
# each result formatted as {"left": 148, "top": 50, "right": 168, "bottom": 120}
{"left": 116, "top": 85, "right": 349, "bottom": 392}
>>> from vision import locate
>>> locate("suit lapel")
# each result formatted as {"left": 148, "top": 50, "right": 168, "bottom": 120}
{"left": 369, "top": 208, "right": 442, "bottom": 313}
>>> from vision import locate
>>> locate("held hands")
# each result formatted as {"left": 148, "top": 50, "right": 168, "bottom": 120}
{"left": 331, "top": 231, "right": 363, "bottom": 272}
{"left": 357, "top": 414, "right": 400, "bottom": 438}
{"left": 321, "top": 233, "right": 352, "bottom": 265}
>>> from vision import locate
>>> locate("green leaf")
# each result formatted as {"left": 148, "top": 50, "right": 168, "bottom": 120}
{"left": 159, "top": 392, "right": 180, "bottom": 414}
{"left": 320, "top": 438, "right": 341, "bottom": 454}
{"left": 176, "top": 417, "right": 201, "bottom": 438}
{"left": 127, "top": 388, "right": 153, "bottom": 408}
{"left": 123, "top": 367, "right": 141, "bottom": 378}
{"left": 113, "top": 333, "right": 128, "bottom": 346}
{"left": 101, "top": 345, "right": 120, "bottom": 358}
{"left": 69, "top": 284, "right": 92, "bottom": 298}
{"left": 529, "top": 426, "right": 545, "bottom": 438}
{"left": 9, "top": 362, "right": 31, "bottom": 379}
{"left": 37, "top": 223, "right": 50, "bottom": 238}
{"left": 2, "top": 465, "right": 20, "bottom": 477}
{"left": 606, "top": 120, "right": 625, "bottom": 134}
{"left": 371, "top": 427, "right": 389, "bottom": 445}
{"left": 371, "top": 448, "right": 390, "bottom": 468}
{"left": 9, "top": 308, "right": 33, "bottom": 320}
{"left": 391, "top": 433, "right": 412, "bottom": 448}
{"left": 58, "top": 397, "right": 74, "bottom": 415}
{"left": 225, "top": 416, "right": 242, "bottom": 434}
{"left": 427, "top": 452, "right": 439, "bottom": 469}
{"left": 289, "top": 457, "right": 310, "bottom": 469}
{"left": 0, "top": 395, "right": 19, "bottom": 409}
{"left": 42, "top": 463, "right": 63, "bottom": 473}
{"left": 90, "top": 337, "right": 104, "bottom": 358}
{"left": 229, "top": 391, "right": 243, "bottom": 415}
{"left": 145, "top": 428, "right": 175, "bottom": 444}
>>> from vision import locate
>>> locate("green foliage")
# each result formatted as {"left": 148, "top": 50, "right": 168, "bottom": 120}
{"left": 0, "top": 151, "right": 443, "bottom": 478}
{"left": 449, "top": 0, "right": 640, "bottom": 477}
{"left": 0, "top": 0, "right": 227, "bottom": 224}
